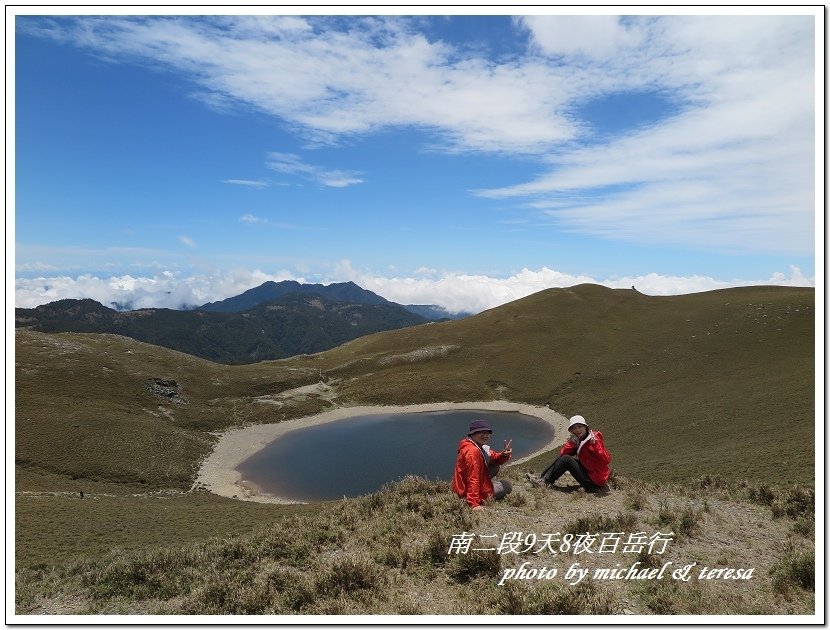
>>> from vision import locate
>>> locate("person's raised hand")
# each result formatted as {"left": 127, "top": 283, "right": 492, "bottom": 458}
{"left": 503, "top": 439, "right": 512, "bottom": 455}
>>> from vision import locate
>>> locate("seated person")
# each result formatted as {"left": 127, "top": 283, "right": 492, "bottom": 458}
{"left": 528, "top": 414, "right": 611, "bottom": 492}
{"left": 452, "top": 419, "right": 513, "bottom": 510}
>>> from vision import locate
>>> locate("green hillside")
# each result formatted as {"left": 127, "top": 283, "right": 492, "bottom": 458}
{"left": 298, "top": 284, "right": 815, "bottom": 485}
{"left": 14, "top": 284, "right": 816, "bottom": 615}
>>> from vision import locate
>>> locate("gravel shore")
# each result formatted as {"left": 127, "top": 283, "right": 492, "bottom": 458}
{"left": 195, "top": 401, "right": 568, "bottom": 504}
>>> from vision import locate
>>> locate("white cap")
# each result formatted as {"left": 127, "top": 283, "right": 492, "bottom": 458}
{"left": 568, "top": 415, "right": 588, "bottom": 430}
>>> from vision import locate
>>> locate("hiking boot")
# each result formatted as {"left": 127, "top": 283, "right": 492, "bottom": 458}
{"left": 525, "top": 472, "right": 544, "bottom": 487}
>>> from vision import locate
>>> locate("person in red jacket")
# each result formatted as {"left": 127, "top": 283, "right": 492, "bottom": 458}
{"left": 528, "top": 415, "right": 611, "bottom": 492}
{"left": 452, "top": 419, "right": 513, "bottom": 510}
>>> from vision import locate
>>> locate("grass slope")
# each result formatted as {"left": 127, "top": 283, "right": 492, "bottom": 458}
{"left": 14, "top": 284, "right": 815, "bottom": 615}
{"left": 17, "top": 477, "right": 814, "bottom": 615}
{"left": 299, "top": 284, "right": 815, "bottom": 485}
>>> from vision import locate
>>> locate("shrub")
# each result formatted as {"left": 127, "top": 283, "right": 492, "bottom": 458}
{"left": 423, "top": 529, "right": 452, "bottom": 567}
{"left": 81, "top": 548, "right": 194, "bottom": 600}
{"left": 748, "top": 483, "right": 777, "bottom": 506}
{"left": 636, "top": 546, "right": 662, "bottom": 569}
{"left": 447, "top": 549, "right": 501, "bottom": 583}
{"left": 786, "top": 487, "right": 815, "bottom": 517}
{"left": 636, "top": 578, "right": 682, "bottom": 614}
{"left": 494, "top": 582, "right": 616, "bottom": 615}
{"left": 695, "top": 474, "right": 718, "bottom": 489}
{"left": 395, "top": 598, "right": 422, "bottom": 615}
{"left": 314, "top": 554, "right": 386, "bottom": 596}
{"left": 791, "top": 517, "right": 813, "bottom": 538}
{"left": 268, "top": 568, "right": 315, "bottom": 612}
{"left": 505, "top": 490, "right": 528, "bottom": 508}
{"left": 676, "top": 505, "right": 704, "bottom": 538}
{"left": 183, "top": 581, "right": 229, "bottom": 614}
{"left": 564, "top": 511, "right": 637, "bottom": 536}
{"left": 624, "top": 489, "right": 648, "bottom": 511}
{"left": 770, "top": 549, "right": 815, "bottom": 593}
{"left": 655, "top": 500, "right": 704, "bottom": 540}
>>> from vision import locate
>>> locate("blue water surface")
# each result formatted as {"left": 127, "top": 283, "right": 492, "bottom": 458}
{"left": 236, "top": 409, "right": 556, "bottom": 501}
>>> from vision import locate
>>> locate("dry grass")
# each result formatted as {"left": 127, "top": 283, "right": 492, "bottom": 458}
{"left": 15, "top": 475, "right": 814, "bottom": 616}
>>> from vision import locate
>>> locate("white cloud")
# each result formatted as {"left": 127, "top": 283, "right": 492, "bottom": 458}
{"left": 236, "top": 213, "right": 323, "bottom": 231}
{"left": 328, "top": 259, "right": 815, "bottom": 314}
{"left": 15, "top": 264, "right": 814, "bottom": 313}
{"left": 14, "top": 269, "right": 302, "bottom": 310}
{"left": 223, "top": 179, "right": 268, "bottom": 188}
{"left": 15, "top": 243, "right": 180, "bottom": 274}
{"left": 26, "top": 16, "right": 581, "bottom": 154}
{"left": 179, "top": 236, "right": 197, "bottom": 248}
{"left": 317, "top": 170, "right": 364, "bottom": 188}
{"left": 15, "top": 261, "right": 62, "bottom": 273}
{"left": 266, "top": 152, "right": 363, "bottom": 188}
{"left": 518, "top": 15, "right": 646, "bottom": 60}
{"left": 477, "top": 16, "right": 816, "bottom": 256}
{"left": 20, "top": 14, "right": 817, "bottom": 256}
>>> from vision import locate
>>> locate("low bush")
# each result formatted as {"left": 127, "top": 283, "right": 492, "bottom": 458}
{"left": 564, "top": 511, "right": 638, "bottom": 536}
{"left": 770, "top": 548, "right": 815, "bottom": 593}
{"left": 655, "top": 500, "right": 704, "bottom": 540}
{"left": 315, "top": 554, "right": 387, "bottom": 596}
{"left": 493, "top": 581, "right": 617, "bottom": 615}
{"left": 447, "top": 549, "right": 501, "bottom": 583}
{"left": 623, "top": 488, "right": 649, "bottom": 511}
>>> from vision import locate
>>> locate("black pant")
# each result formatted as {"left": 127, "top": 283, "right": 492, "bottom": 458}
{"left": 540, "top": 455, "right": 599, "bottom": 491}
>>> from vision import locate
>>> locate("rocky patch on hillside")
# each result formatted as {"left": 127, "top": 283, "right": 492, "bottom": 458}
{"left": 146, "top": 378, "right": 188, "bottom": 405}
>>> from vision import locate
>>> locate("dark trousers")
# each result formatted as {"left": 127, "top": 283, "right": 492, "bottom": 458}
{"left": 540, "top": 455, "right": 599, "bottom": 491}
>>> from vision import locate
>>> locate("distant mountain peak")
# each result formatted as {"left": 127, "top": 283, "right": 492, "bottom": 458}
{"left": 197, "top": 280, "right": 390, "bottom": 313}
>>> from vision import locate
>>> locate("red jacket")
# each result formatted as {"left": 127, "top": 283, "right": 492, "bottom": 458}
{"left": 561, "top": 430, "right": 611, "bottom": 486}
{"left": 452, "top": 438, "right": 511, "bottom": 508}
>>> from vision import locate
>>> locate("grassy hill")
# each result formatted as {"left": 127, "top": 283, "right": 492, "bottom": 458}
{"left": 14, "top": 284, "right": 815, "bottom": 616}
{"left": 299, "top": 284, "right": 815, "bottom": 485}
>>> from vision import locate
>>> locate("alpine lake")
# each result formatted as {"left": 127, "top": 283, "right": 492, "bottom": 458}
{"left": 236, "top": 409, "right": 556, "bottom": 501}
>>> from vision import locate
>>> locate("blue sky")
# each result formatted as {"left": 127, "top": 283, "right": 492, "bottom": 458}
{"left": 11, "top": 10, "right": 820, "bottom": 313}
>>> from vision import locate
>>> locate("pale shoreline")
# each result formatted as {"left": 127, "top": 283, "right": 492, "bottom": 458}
{"left": 195, "top": 401, "right": 569, "bottom": 504}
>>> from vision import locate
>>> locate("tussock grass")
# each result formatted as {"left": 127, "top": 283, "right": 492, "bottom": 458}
{"left": 446, "top": 549, "right": 502, "bottom": 583}
{"left": 791, "top": 517, "right": 813, "bottom": 538}
{"left": 770, "top": 487, "right": 815, "bottom": 520}
{"left": 16, "top": 475, "right": 816, "bottom": 616}
{"left": 655, "top": 500, "right": 706, "bottom": 540}
{"left": 623, "top": 487, "right": 649, "bottom": 512}
{"left": 492, "top": 581, "right": 617, "bottom": 615}
{"left": 563, "top": 511, "right": 638, "bottom": 536}
{"left": 770, "top": 546, "right": 815, "bottom": 594}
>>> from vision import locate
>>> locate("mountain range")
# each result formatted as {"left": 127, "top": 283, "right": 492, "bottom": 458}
{"left": 16, "top": 291, "right": 423, "bottom": 365}
{"left": 195, "top": 280, "right": 470, "bottom": 320}
{"left": 197, "top": 280, "right": 389, "bottom": 312}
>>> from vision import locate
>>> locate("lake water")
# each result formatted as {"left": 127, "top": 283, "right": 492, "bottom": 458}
{"left": 236, "top": 409, "right": 556, "bottom": 501}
